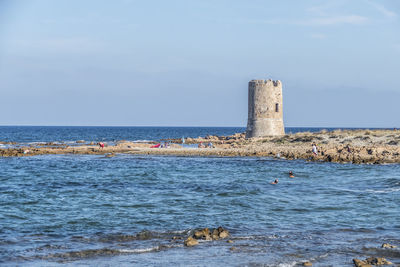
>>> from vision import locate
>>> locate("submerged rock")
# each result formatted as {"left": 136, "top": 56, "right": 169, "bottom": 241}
{"left": 184, "top": 236, "right": 198, "bottom": 247}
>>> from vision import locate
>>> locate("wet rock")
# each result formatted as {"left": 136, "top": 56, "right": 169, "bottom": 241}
{"left": 194, "top": 228, "right": 212, "bottom": 240}
{"left": 353, "top": 257, "right": 392, "bottom": 266}
{"left": 353, "top": 259, "right": 371, "bottom": 267}
{"left": 76, "top": 140, "right": 85, "bottom": 143}
{"left": 365, "top": 257, "right": 392, "bottom": 265}
{"left": 303, "top": 262, "right": 312, "bottom": 266}
{"left": 191, "top": 226, "right": 229, "bottom": 242}
{"left": 227, "top": 240, "right": 234, "bottom": 243}
{"left": 184, "top": 236, "right": 198, "bottom": 247}
{"left": 381, "top": 243, "right": 397, "bottom": 249}
{"left": 211, "top": 228, "right": 220, "bottom": 240}
{"left": 217, "top": 226, "right": 230, "bottom": 239}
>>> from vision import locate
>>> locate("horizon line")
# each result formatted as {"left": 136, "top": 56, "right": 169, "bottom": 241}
{"left": 0, "top": 125, "right": 397, "bottom": 129}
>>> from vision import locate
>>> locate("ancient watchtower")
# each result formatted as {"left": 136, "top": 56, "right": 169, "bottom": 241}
{"left": 246, "top": 79, "right": 285, "bottom": 138}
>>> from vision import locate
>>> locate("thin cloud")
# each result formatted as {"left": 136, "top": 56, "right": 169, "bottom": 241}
{"left": 368, "top": 1, "right": 397, "bottom": 18}
{"left": 241, "top": 15, "right": 368, "bottom": 26}
{"left": 303, "top": 15, "right": 369, "bottom": 26}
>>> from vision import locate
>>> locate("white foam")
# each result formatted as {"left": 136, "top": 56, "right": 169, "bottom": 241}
{"left": 118, "top": 247, "right": 159, "bottom": 253}
{"left": 365, "top": 188, "right": 400, "bottom": 193}
{"left": 276, "top": 261, "right": 298, "bottom": 267}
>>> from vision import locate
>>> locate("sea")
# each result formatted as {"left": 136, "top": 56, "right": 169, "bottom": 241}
{"left": 0, "top": 126, "right": 399, "bottom": 266}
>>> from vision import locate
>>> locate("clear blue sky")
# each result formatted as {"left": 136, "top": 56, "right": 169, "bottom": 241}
{"left": 0, "top": 0, "right": 399, "bottom": 127}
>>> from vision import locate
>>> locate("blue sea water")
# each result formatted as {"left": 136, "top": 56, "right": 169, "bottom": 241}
{"left": 0, "top": 127, "right": 399, "bottom": 266}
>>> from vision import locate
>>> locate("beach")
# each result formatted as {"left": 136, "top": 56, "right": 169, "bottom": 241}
{"left": 2, "top": 129, "right": 400, "bottom": 164}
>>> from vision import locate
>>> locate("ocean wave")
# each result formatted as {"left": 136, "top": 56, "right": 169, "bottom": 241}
{"left": 365, "top": 188, "right": 400, "bottom": 193}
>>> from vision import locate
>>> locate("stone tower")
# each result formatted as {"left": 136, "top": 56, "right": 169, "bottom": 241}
{"left": 246, "top": 79, "right": 285, "bottom": 138}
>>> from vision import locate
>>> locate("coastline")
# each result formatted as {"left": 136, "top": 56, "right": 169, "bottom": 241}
{"left": 1, "top": 129, "right": 400, "bottom": 164}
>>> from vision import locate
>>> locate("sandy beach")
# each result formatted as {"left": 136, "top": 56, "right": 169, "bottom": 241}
{"left": 2, "top": 129, "right": 400, "bottom": 164}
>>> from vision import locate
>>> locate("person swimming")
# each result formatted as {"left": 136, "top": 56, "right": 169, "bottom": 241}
{"left": 270, "top": 179, "right": 279, "bottom": 184}
{"left": 289, "top": 171, "right": 295, "bottom": 178}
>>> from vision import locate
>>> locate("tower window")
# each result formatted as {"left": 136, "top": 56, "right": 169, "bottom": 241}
{"left": 275, "top": 103, "right": 279, "bottom": 112}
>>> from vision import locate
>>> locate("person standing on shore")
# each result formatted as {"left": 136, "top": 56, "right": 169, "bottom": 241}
{"left": 312, "top": 143, "right": 318, "bottom": 156}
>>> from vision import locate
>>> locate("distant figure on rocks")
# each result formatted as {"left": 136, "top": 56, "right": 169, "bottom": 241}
{"left": 208, "top": 142, "right": 213, "bottom": 148}
{"left": 312, "top": 143, "right": 318, "bottom": 156}
{"left": 99, "top": 142, "right": 104, "bottom": 149}
{"left": 289, "top": 171, "right": 294, "bottom": 178}
{"left": 198, "top": 142, "right": 204, "bottom": 148}
{"left": 270, "top": 179, "right": 279, "bottom": 184}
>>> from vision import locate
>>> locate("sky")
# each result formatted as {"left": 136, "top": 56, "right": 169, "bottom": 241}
{"left": 0, "top": 0, "right": 399, "bottom": 127}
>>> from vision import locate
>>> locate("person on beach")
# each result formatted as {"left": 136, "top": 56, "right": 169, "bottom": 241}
{"left": 270, "top": 179, "right": 278, "bottom": 184}
{"left": 289, "top": 171, "right": 294, "bottom": 178}
{"left": 198, "top": 142, "right": 204, "bottom": 148}
{"left": 312, "top": 143, "right": 318, "bottom": 156}
{"left": 99, "top": 142, "right": 104, "bottom": 149}
{"left": 208, "top": 142, "right": 213, "bottom": 148}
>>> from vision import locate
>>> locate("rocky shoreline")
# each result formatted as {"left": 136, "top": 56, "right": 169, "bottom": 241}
{"left": 1, "top": 129, "right": 400, "bottom": 164}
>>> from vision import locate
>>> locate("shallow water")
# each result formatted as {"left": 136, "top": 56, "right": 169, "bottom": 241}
{"left": 1, "top": 153, "right": 399, "bottom": 266}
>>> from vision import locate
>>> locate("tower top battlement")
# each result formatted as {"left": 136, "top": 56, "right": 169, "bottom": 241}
{"left": 249, "top": 79, "right": 281, "bottom": 87}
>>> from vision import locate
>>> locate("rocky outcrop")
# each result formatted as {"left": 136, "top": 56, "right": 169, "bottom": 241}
{"left": 1, "top": 130, "right": 400, "bottom": 165}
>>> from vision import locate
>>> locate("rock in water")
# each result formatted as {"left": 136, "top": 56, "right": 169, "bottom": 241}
{"left": 353, "top": 259, "right": 372, "bottom": 267}
{"left": 211, "top": 228, "right": 220, "bottom": 240}
{"left": 353, "top": 257, "right": 392, "bottom": 266}
{"left": 365, "top": 257, "right": 392, "bottom": 265}
{"left": 217, "top": 227, "right": 230, "bottom": 239}
{"left": 381, "top": 243, "right": 397, "bottom": 249}
{"left": 194, "top": 228, "right": 211, "bottom": 240}
{"left": 303, "top": 262, "right": 312, "bottom": 266}
{"left": 184, "top": 237, "right": 198, "bottom": 247}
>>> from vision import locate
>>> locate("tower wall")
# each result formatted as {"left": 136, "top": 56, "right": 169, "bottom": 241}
{"left": 246, "top": 79, "right": 285, "bottom": 138}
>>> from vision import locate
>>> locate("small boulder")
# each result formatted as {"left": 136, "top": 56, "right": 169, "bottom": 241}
{"left": 303, "top": 262, "right": 312, "bottom": 267}
{"left": 353, "top": 259, "right": 372, "bottom": 267}
{"left": 365, "top": 257, "right": 392, "bottom": 265}
{"left": 194, "top": 228, "right": 211, "bottom": 240}
{"left": 218, "top": 228, "right": 230, "bottom": 239}
{"left": 211, "top": 228, "right": 219, "bottom": 240}
{"left": 353, "top": 257, "right": 392, "bottom": 266}
{"left": 184, "top": 236, "right": 198, "bottom": 247}
{"left": 381, "top": 243, "right": 397, "bottom": 249}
